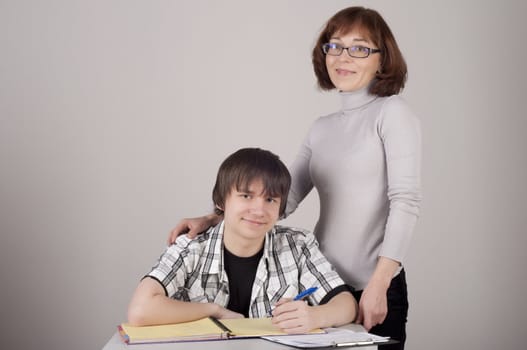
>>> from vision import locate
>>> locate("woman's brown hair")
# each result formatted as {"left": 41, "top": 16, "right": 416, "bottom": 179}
{"left": 312, "top": 6, "right": 407, "bottom": 97}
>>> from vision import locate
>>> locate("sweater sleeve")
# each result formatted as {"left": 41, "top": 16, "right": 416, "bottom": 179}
{"left": 377, "top": 96, "right": 422, "bottom": 263}
{"left": 284, "top": 124, "right": 316, "bottom": 218}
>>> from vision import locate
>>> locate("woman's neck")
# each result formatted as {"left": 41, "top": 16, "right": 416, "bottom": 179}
{"left": 339, "top": 85, "right": 377, "bottom": 111}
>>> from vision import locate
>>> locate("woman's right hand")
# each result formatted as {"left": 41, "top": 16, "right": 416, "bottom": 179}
{"left": 167, "top": 214, "right": 220, "bottom": 245}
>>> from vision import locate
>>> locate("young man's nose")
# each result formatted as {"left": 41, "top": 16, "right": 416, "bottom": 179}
{"left": 248, "top": 198, "right": 266, "bottom": 213}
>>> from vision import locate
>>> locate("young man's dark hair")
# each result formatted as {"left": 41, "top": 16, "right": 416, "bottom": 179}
{"left": 212, "top": 148, "right": 291, "bottom": 216}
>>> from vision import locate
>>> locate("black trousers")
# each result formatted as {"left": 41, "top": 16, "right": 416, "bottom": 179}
{"left": 351, "top": 269, "right": 409, "bottom": 350}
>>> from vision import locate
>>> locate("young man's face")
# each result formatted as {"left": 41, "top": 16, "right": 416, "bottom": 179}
{"left": 222, "top": 179, "right": 281, "bottom": 250}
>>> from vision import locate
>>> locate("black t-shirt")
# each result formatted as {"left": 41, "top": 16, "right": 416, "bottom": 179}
{"left": 224, "top": 246, "right": 264, "bottom": 317}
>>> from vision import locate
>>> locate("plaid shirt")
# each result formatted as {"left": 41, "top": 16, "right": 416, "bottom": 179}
{"left": 147, "top": 221, "right": 346, "bottom": 318}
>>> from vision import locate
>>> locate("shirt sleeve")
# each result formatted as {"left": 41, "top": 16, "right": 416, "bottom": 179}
{"left": 146, "top": 235, "right": 195, "bottom": 299}
{"left": 377, "top": 96, "right": 422, "bottom": 263}
{"left": 295, "top": 230, "right": 348, "bottom": 305}
{"left": 284, "top": 124, "right": 316, "bottom": 218}
{"left": 319, "top": 284, "right": 354, "bottom": 305}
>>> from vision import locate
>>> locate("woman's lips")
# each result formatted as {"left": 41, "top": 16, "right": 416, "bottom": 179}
{"left": 336, "top": 68, "right": 355, "bottom": 75}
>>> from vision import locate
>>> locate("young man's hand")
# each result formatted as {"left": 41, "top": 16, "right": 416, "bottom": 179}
{"left": 211, "top": 304, "right": 244, "bottom": 320}
{"left": 270, "top": 298, "right": 319, "bottom": 334}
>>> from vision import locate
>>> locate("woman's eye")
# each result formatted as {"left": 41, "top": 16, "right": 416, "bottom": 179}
{"left": 353, "top": 45, "right": 368, "bottom": 53}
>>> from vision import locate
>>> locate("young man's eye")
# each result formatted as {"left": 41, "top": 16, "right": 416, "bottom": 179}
{"left": 266, "top": 197, "right": 278, "bottom": 203}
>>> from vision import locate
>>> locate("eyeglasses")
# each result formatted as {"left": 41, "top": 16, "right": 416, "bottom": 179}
{"left": 322, "top": 42, "right": 381, "bottom": 58}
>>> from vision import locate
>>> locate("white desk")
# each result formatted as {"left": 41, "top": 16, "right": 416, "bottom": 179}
{"left": 102, "top": 323, "right": 378, "bottom": 350}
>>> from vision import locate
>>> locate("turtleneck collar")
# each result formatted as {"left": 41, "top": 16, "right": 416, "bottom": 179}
{"left": 339, "top": 84, "right": 377, "bottom": 112}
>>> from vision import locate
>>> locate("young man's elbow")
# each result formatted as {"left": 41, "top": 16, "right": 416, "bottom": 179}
{"left": 336, "top": 292, "right": 359, "bottom": 324}
{"left": 347, "top": 293, "right": 359, "bottom": 323}
{"left": 127, "top": 302, "right": 150, "bottom": 326}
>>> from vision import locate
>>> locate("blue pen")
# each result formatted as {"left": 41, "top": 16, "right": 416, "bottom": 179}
{"left": 267, "top": 287, "right": 319, "bottom": 317}
{"left": 293, "top": 286, "right": 319, "bottom": 301}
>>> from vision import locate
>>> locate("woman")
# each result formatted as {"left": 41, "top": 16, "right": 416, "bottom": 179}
{"left": 168, "top": 7, "right": 421, "bottom": 349}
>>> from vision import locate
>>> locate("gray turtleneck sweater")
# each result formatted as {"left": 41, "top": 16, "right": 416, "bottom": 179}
{"left": 286, "top": 86, "right": 422, "bottom": 290}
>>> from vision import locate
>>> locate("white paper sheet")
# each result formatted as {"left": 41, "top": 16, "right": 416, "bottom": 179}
{"left": 262, "top": 327, "right": 390, "bottom": 348}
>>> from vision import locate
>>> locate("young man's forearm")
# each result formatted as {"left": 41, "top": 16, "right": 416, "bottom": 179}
{"left": 127, "top": 278, "right": 220, "bottom": 326}
{"left": 314, "top": 292, "right": 357, "bottom": 328}
{"left": 128, "top": 293, "right": 219, "bottom": 326}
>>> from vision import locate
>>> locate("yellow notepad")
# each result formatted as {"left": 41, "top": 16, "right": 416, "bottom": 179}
{"left": 118, "top": 317, "right": 324, "bottom": 344}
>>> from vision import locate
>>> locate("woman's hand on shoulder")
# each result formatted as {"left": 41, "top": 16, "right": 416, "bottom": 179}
{"left": 167, "top": 214, "right": 221, "bottom": 245}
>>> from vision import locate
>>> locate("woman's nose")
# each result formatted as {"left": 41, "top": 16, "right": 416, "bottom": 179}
{"left": 338, "top": 50, "right": 353, "bottom": 62}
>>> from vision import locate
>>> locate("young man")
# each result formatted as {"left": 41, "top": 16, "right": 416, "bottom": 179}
{"left": 127, "top": 148, "right": 357, "bottom": 333}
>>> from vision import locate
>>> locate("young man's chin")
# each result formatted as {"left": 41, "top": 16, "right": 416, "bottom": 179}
{"left": 240, "top": 226, "right": 269, "bottom": 238}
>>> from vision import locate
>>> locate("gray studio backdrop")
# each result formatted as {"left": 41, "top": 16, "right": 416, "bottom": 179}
{"left": 1, "top": 1, "right": 526, "bottom": 349}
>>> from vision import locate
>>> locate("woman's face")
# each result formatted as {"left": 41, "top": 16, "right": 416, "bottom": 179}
{"left": 325, "top": 30, "right": 381, "bottom": 92}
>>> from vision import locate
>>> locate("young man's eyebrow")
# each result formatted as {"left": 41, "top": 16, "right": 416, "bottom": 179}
{"left": 236, "top": 187, "right": 255, "bottom": 194}
{"left": 237, "top": 188, "right": 277, "bottom": 197}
